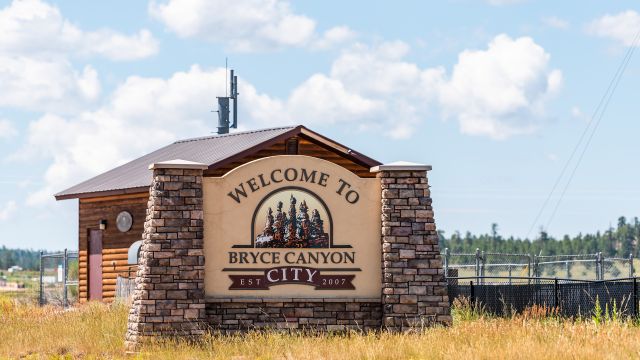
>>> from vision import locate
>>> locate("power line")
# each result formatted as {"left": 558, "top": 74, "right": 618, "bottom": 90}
{"left": 545, "top": 29, "right": 640, "bottom": 230}
{"left": 526, "top": 28, "right": 640, "bottom": 238}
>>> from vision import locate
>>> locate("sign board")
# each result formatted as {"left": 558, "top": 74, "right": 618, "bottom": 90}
{"left": 204, "top": 155, "right": 381, "bottom": 298}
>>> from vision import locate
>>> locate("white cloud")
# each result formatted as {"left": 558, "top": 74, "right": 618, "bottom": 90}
{"left": 149, "top": 0, "right": 353, "bottom": 51}
{"left": 0, "top": 119, "right": 18, "bottom": 139}
{"left": 286, "top": 74, "right": 382, "bottom": 123}
{"left": 588, "top": 10, "right": 640, "bottom": 47}
{"left": 543, "top": 16, "right": 569, "bottom": 29}
{"left": 80, "top": 29, "right": 159, "bottom": 61}
{"left": 283, "top": 35, "right": 561, "bottom": 140}
{"left": 312, "top": 26, "right": 357, "bottom": 50}
{"left": 438, "top": 34, "right": 562, "bottom": 139}
{"left": 0, "top": 57, "right": 100, "bottom": 112}
{"left": 0, "top": 0, "right": 159, "bottom": 60}
{"left": 19, "top": 66, "right": 224, "bottom": 206}
{"left": 0, "top": 0, "right": 159, "bottom": 112}
{"left": 0, "top": 200, "right": 17, "bottom": 221}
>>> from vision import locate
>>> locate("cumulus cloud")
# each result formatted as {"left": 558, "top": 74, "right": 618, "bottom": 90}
{"left": 0, "top": 200, "right": 17, "bottom": 221}
{"left": 149, "top": 0, "right": 353, "bottom": 51}
{"left": 0, "top": 58, "right": 100, "bottom": 112}
{"left": 287, "top": 35, "right": 561, "bottom": 140}
{"left": 311, "top": 26, "right": 357, "bottom": 50}
{"left": 0, "top": 0, "right": 159, "bottom": 60}
{"left": 0, "top": 119, "right": 18, "bottom": 139}
{"left": 588, "top": 10, "right": 640, "bottom": 47}
{"left": 438, "top": 34, "right": 562, "bottom": 139}
{"left": 0, "top": 0, "right": 159, "bottom": 112}
{"left": 18, "top": 66, "right": 225, "bottom": 205}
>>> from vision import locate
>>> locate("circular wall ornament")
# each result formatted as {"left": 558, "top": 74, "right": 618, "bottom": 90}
{"left": 116, "top": 211, "right": 133, "bottom": 232}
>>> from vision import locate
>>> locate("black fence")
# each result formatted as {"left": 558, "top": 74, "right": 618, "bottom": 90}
{"left": 447, "top": 276, "right": 639, "bottom": 318}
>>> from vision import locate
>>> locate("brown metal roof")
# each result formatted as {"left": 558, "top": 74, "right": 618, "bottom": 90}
{"left": 55, "top": 125, "right": 380, "bottom": 200}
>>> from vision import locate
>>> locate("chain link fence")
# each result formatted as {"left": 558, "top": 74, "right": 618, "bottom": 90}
{"left": 444, "top": 248, "right": 634, "bottom": 282}
{"left": 39, "top": 249, "right": 78, "bottom": 307}
{"left": 448, "top": 276, "right": 639, "bottom": 318}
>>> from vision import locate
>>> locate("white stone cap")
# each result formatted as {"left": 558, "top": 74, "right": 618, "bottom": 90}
{"left": 149, "top": 159, "right": 209, "bottom": 170}
{"left": 370, "top": 161, "right": 432, "bottom": 172}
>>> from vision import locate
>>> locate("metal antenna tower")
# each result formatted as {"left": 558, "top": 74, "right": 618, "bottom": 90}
{"left": 215, "top": 65, "right": 239, "bottom": 134}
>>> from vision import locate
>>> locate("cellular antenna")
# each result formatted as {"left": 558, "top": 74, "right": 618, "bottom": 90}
{"left": 215, "top": 66, "right": 239, "bottom": 134}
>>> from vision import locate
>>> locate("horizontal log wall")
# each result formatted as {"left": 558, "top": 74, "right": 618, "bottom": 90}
{"left": 78, "top": 193, "right": 148, "bottom": 302}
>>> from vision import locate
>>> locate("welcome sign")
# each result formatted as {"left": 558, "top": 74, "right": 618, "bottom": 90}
{"left": 203, "top": 155, "right": 381, "bottom": 298}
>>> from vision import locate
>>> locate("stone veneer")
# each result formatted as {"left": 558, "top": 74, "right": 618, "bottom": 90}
{"left": 371, "top": 162, "right": 451, "bottom": 330}
{"left": 125, "top": 159, "right": 209, "bottom": 351}
{"left": 206, "top": 298, "right": 382, "bottom": 332}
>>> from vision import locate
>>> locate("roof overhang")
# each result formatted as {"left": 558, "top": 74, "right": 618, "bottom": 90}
{"left": 55, "top": 125, "right": 381, "bottom": 201}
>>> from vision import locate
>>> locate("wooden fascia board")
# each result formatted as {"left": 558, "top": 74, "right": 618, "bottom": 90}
{"left": 55, "top": 186, "right": 149, "bottom": 201}
{"left": 206, "top": 126, "right": 304, "bottom": 171}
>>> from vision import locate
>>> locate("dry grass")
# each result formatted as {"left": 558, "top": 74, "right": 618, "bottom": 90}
{"left": 2, "top": 297, "right": 640, "bottom": 359}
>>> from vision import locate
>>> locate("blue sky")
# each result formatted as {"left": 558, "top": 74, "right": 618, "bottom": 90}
{"left": 0, "top": 0, "right": 639, "bottom": 250}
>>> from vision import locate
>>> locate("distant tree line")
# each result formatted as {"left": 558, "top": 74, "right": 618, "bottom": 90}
{"left": 3, "top": 216, "right": 640, "bottom": 270}
{"left": 440, "top": 216, "right": 640, "bottom": 257}
{"left": 0, "top": 246, "right": 44, "bottom": 270}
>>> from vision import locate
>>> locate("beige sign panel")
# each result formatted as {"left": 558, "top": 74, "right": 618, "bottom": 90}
{"left": 204, "top": 155, "right": 381, "bottom": 298}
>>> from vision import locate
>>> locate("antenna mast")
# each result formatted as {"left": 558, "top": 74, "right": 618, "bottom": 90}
{"left": 215, "top": 67, "right": 239, "bottom": 134}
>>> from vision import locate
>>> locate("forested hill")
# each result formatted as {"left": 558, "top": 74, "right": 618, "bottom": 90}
{"left": 0, "top": 246, "right": 44, "bottom": 270}
{"left": 440, "top": 216, "right": 640, "bottom": 257}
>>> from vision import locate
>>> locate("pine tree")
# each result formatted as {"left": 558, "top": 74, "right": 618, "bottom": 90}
{"left": 297, "top": 200, "right": 311, "bottom": 246}
{"left": 310, "top": 209, "right": 328, "bottom": 247}
{"left": 262, "top": 207, "right": 274, "bottom": 237}
{"left": 286, "top": 195, "right": 299, "bottom": 246}
{"left": 273, "top": 201, "right": 287, "bottom": 246}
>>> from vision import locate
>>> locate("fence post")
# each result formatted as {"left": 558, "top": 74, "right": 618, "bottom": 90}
{"left": 633, "top": 277, "right": 638, "bottom": 318}
{"left": 554, "top": 278, "right": 559, "bottom": 311}
{"left": 39, "top": 251, "right": 44, "bottom": 306}
{"left": 470, "top": 280, "right": 475, "bottom": 307}
{"left": 597, "top": 252, "right": 603, "bottom": 280}
{"left": 475, "top": 248, "right": 480, "bottom": 283}
{"left": 565, "top": 260, "right": 570, "bottom": 279}
{"left": 508, "top": 264, "right": 512, "bottom": 285}
{"left": 527, "top": 254, "right": 532, "bottom": 284}
{"left": 481, "top": 250, "right": 486, "bottom": 284}
{"left": 444, "top": 248, "right": 449, "bottom": 278}
{"left": 630, "top": 253, "right": 634, "bottom": 278}
{"left": 63, "top": 248, "right": 68, "bottom": 308}
{"left": 533, "top": 255, "right": 539, "bottom": 285}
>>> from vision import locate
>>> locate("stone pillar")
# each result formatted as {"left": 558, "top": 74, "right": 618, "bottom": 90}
{"left": 125, "top": 159, "right": 209, "bottom": 351}
{"left": 371, "top": 162, "right": 451, "bottom": 331}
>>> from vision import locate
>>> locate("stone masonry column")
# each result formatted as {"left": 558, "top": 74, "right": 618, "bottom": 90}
{"left": 125, "top": 159, "right": 209, "bottom": 351}
{"left": 371, "top": 162, "right": 451, "bottom": 331}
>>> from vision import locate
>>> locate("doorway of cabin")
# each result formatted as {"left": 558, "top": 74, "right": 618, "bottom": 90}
{"left": 88, "top": 229, "right": 103, "bottom": 300}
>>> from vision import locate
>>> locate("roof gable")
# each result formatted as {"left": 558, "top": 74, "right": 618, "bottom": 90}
{"left": 55, "top": 125, "right": 380, "bottom": 200}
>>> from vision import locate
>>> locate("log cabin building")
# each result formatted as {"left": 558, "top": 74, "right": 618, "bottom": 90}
{"left": 55, "top": 125, "right": 381, "bottom": 302}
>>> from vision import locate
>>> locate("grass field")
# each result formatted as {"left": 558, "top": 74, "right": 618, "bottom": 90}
{"left": 2, "top": 298, "right": 640, "bottom": 359}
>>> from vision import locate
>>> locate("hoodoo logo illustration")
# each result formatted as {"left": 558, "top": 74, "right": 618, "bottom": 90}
{"left": 204, "top": 155, "right": 381, "bottom": 298}
{"left": 253, "top": 189, "right": 330, "bottom": 248}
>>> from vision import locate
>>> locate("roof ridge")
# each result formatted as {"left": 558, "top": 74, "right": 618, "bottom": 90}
{"left": 174, "top": 125, "right": 299, "bottom": 144}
